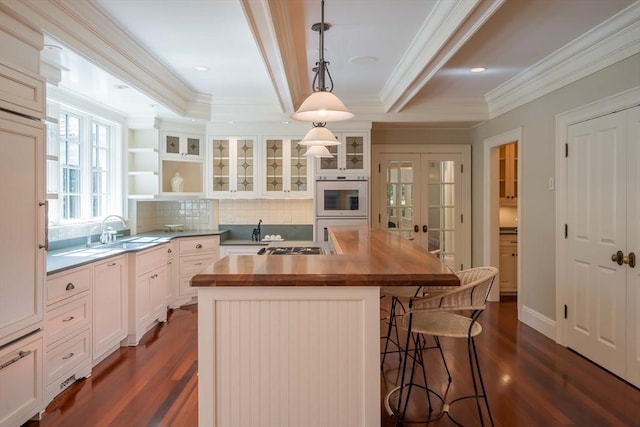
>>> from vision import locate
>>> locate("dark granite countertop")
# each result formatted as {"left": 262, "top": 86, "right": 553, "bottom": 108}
{"left": 47, "top": 229, "right": 228, "bottom": 275}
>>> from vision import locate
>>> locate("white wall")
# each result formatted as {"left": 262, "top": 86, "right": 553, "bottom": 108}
{"left": 472, "top": 53, "right": 640, "bottom": 320}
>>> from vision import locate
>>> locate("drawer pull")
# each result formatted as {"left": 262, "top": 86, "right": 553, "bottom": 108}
{"left": 107, "top": 262, "right": 116, "bottom": 267}
{"left": 168, "top": 248, "right": 172, "bottom": 254}
{"left": 62, "top": 353, "right": 74, "bottom": 360}
{"left": 196, "top": 244, "right": 203, "bottom": 249}
{"left": 62, "top": 316, "right": 75, "bottom": 322}
{"left": 65, "top": 283, "right": 75, "bottom": 291}
{"left": 195, "top": 262, "right": 203, "bottom": 266}
{"left": 0, "top": 350, "right": 32, "bottom": 370}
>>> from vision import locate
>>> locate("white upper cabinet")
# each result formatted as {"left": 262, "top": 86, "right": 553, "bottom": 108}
{"left": 316, "top": 132, "right": 369, "bottom": 175}
{"left": 161, "top": 132, "right": 203, "bottom": 160}
{"left": 207, "top": 136, "right": 259, "bottom": 198}
{"left": 261, "top": 137, "right": 312, "bottom": 198}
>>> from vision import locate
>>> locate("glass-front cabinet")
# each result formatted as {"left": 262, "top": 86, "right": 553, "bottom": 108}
{"left": 161, "top": 132, "right": 203, "bottom": 160}
{"left": 208, "top": 136, "right": 258, "bottom": 198}
{"left": 262, "top": 137, "right": 311, "bottom": 198}
{"left": 317, "top": 132, "right": 369, "bottom": 175}
{"left": 159, "top": 131, "right": 204, "bottom": 196}
{"left": 499, "top": 142, "right": 518, "bottom": 205}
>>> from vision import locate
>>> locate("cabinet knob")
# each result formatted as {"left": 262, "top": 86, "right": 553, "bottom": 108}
{"left": 196, "top": 244, "right": 203, "bottom": 249}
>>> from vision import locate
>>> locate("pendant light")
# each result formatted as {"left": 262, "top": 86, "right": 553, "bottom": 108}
{"left": 303, "top": 145, "right": 334, "bottom": 158}
{"left": 298, "top": 124, "right": 340, "bottom": 146}
{"left": 291, "top": 0, "right": 354, "bottom": 124}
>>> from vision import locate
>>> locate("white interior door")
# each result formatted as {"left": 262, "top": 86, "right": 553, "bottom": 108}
{"left": 626, "top": 106, "right": 639, "bottom": 387}
{"left": 565, "top": 107, "right": 638, "bottom": 386}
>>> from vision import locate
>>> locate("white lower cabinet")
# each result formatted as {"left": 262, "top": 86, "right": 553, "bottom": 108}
{"left": 127, "top": 245, "right": 167, "bottom": 345}
{"left": 176, "top": 236, "right": 219, "bottom": 307}
{"left": 0, "top": 331, "right": 43, "bottom": 427}
{"left": 166, "top": 242, "right": 178, "bottom": 308}
{"left": 44, "top": 265, "right": 92, "bottom": 407}
{"left": 499, "top": 234, "right": 518, "bottom": 294}
{"left": 93, "top": 255, "right": 127, "bottom": 364}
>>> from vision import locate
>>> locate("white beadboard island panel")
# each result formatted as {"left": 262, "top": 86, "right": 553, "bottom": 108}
{"left": 198, "top": 286, "right": 380, "bottom": 427}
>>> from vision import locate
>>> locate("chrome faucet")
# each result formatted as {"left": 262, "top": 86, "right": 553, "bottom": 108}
{"left": 101, "top": 215, "right": 127, "bottom": 244}
{"left": 86, "top": 215, "right": 128, "bottom": 247}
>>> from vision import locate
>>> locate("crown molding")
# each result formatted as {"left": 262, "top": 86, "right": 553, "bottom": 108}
{"left": 486, "top": 2, "right": 640, "bottom": 119}
{"left": 380, "top": 0, "right": 492, "bottom": 113}
{"left": 0, "top": 3, "right": 43, "bottom": 50}
{"left": 4, "top": 0, "right": 198, "bottom": 118}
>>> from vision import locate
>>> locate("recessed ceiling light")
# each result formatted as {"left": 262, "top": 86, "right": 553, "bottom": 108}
{"left": 470, "top": 67, "right": 487, "bottom": 73}
{"left": 194, "top": 65, "right": 208, "bottom": 72}
{"left": 43, "top": 44, "right": 63, "bottom": 53}
{"left": 114, "top": 84, "right": 129, "bottom": 90}
{"left": 282, "top": 121, "right": 289, "bottom": 125}
{"left": 349, "top": 56, "right": 379, "bottom": 65}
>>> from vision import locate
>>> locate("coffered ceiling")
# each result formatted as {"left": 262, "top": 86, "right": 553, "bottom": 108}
{"left": 13, "top": 0, "right": 639, "bottom": 127}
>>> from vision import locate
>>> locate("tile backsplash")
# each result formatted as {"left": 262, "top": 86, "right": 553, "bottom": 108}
{"left": 217, "top": 199, "right": 313, "bottom": 225}
{"left": 133, "top": 198, "right": 313, "bottom": 233}
{"left": 135, "top": 200, "right": 214, "bottom": 233}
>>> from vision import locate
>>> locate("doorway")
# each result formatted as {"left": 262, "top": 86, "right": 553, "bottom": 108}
{"left": 483, "top": 128, "right": 522, "bottom": 304}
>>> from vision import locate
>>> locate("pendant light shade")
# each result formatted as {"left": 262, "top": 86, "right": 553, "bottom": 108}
{"left": 291, "top": 91, "right": 354, "bottom": 122}
{"left": 298, "top": 125, "right": 340, "bottom": 146}
{"left": 303, "top": 145, "right": 333, "bottom": 158}
{"left": 291, "top": 0, "right": 353, "bottom": 124}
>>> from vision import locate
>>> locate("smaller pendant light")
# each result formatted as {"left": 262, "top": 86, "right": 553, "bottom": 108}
{"left": 303, "top": 145, "right": 333, "bottom": 158}
{"left": 298, "top": 125, "right": 340, "bottom": 146}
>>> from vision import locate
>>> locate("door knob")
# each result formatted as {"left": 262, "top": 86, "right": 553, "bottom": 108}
{"left": 611, "top": 250, "right": 624, "bottom": 265}
{"left": 624, "top": 252, "right": 636, "bottom": 268}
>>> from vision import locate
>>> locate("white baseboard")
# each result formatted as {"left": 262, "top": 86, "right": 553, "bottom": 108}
{"left": 520, "top": 304, "right": 556, "bottom": 341}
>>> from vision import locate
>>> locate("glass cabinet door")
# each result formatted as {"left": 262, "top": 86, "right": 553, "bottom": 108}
{"left": 288, "top": 139, "right": 308, "bottom": 193}
{"left": 234, "top": 138, "right": 254, "bottom": 193}
{"left": 264, "top": 139, "right": 284, "bottom": 192}
{"left": 211, "top": 138, "right": 231, "bottom": 192}
{"left": 210, "top": 137, "right": 256, "bottom": 196}
{"left": 263, "top": 138, "right": 309, "bottom": 197}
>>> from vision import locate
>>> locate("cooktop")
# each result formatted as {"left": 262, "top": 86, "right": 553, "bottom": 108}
{"left": 260, "top": 246, "right": 324, "bottom": 255}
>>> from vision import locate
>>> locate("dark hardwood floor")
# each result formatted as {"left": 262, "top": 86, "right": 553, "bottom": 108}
{"left": 26, "top": 300, "right": 639, "bottom": 427}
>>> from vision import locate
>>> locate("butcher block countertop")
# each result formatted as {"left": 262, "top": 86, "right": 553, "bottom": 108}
{"left": 191, "top": 226, "right": 459, "bottom": 288}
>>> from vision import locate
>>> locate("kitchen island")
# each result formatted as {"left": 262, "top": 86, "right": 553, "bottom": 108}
{"left": 192, "top": 226, "right": 459, "bottom": 427}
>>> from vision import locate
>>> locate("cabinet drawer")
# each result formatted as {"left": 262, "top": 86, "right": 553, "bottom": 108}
{"left": 134, "top": 245, "right": 167, "bottom": 274}
{"left": 178, "top": 236, "right": 219, "bottom": 254}
{"left": 0, "top": 332, "right": 43, "bottom": 427}
{"left": 45, "top": 293, "right": 91, "bottom": 347}
{"left": 47, "top": 266, "right": 91, "bottom": 305}
{"left": 179, "top": 254, "right": 216, "bottom": 276}
{"left": 45, "top": 328, "right": 90, "bottom": 386}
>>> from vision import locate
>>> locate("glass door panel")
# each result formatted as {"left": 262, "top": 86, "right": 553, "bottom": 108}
{"left": 381, "top": 157, "right": 419, "bottom": 240}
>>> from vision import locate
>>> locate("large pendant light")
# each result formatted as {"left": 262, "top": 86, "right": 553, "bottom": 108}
{"left": 291, "top": 0, "right": 353, "bottom": 123}
{"left": 293, "top": 0, "right": 353, "bottom": 157}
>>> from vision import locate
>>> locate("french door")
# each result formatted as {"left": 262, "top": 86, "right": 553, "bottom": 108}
{"left": 375, "top": 146, "right": 470, "bottom": 271}
{"left": 565, "top": 106, "right": 639, "bottom": 387}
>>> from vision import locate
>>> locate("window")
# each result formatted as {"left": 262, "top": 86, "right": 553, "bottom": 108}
{"left": 47, "top": 102, "right": 122, "bottom": 225}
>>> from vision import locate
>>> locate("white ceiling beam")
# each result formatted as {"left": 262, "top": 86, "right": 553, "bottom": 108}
{"left": 380, "top": 0, "right": 504, "bottom": 113}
